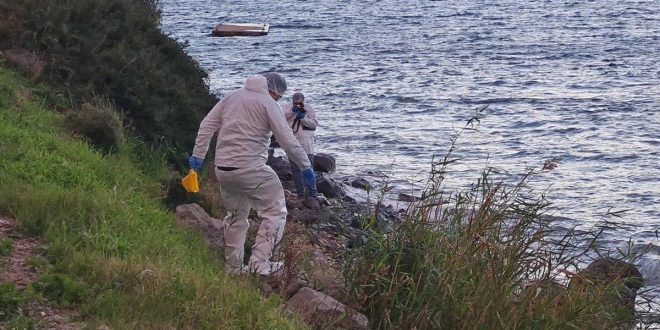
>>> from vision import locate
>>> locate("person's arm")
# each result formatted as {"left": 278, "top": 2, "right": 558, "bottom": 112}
{"left": 267, "top": 102, "right": 311, "bottom": 169}
{"left": 300, "top": 104, "right": 318, "bottom": 129}
{"left": 192, "top": 99, "right": 225, "bottom": 160}
{"left": 283, "top": 104, "right": 297, "bottom": 121}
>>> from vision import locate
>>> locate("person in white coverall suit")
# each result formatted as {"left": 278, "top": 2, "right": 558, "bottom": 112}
{"left": 188, "top": 72, "right": 316, "bottom": 275}
{"left": 283, "top": 92, "right": 318, "bottom": 197}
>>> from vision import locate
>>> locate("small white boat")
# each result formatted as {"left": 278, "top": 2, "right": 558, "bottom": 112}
{"left": 212, "top": 23, "right": 269, "bottom": 37}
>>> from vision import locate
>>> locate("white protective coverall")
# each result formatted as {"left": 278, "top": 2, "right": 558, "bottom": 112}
{"left": 283, "top": 103, "right": 318, "bottom": 155}
{"left": 192, "top": 75, "right": 311, "bottom": 275}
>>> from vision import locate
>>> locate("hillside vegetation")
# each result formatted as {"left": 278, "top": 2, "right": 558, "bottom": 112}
{"left": 0, "top": 0, "right": 217, "bottom": 162}
{"left": 0, "top": 65, "right": 304, "bottom": 329}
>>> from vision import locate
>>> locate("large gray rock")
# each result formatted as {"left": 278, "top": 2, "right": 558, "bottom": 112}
{"left": 267, "top": 155, "right": 292, "bottom": 181}
{"left": 525, "top": 279, "right": 566, "bottom": 304}
{"left": 175, "top": 203, "right": 224, "bottom": 254}
{"left": 314, "top": 153, "right": 336, "bottom": 173}
{"left": 286, "top": 287, "right": 369, "bottom": 329}
{"left": 569, "top": 257, "right": 644, "bottom": 318}
{"left": 316, "top": 175, "right": 346, "bottom": 198}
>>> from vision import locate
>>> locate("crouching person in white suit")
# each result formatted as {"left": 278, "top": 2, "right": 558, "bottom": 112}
{"left": 188, "top": 72, "right": 315, "bottom": 276}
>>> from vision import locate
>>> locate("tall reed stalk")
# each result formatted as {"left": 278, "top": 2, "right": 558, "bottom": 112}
{"left": 343, "top": 110, "right": 650, "bottom": 329}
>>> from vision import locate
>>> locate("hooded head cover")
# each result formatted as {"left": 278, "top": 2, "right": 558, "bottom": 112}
{"left": 292, "top": 92, "right": 305, "bottom": 103}
{"left": 262, "top": 72, "right": 287, "bottom": 96}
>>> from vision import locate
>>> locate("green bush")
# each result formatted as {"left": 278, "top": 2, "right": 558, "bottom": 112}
{"left": 32, "top": 274, "right": 88, "bottom": 307}
{"left": 0, "top": 237, "right": 12, "bottom": 256}
{"left": 67, "top": 102, "right": 123, "bottom": 153}
{"left": 0, "top": 0, "right": 217, "bottom": 162}
{"left": 0, "top": 284, "right": 25, "bottom": 321}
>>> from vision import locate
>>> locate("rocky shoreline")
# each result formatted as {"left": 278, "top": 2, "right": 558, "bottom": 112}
{"left": 174, "top": 152, "right": 648, "bottom": 329}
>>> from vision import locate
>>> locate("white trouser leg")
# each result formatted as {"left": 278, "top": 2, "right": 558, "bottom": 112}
{"left": 217, "top": 165, "right": 287, "bottom": 275}
{"left": 217, "top": 169, "right": 251, "bottom": 274}
{"left": 248, "top": 166, "right": 287, "bottom": 269}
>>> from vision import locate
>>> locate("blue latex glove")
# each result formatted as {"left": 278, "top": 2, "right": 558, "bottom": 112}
{"left": 296, "top": 111, "right": 306, "bottom": 120}
{"left": 292, "top": 106, "right": 301, "bottom": 113}
{"left": 189, "top": 156, "right": 203, "bottom": 171}
{"left": 301, "top": 168, "right": 316, "bottom": 192}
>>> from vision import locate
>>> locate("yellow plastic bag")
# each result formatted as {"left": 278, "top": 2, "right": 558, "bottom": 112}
{"left": 181, "top": 169, "right": 199, "bottom": 193}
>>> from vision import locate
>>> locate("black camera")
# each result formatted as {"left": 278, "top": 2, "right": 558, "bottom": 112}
{"left": 293, "top": 103, "right": 306, "bottom": 113}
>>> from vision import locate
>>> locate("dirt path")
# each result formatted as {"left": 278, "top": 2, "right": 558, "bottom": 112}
{"left": 0, "top": 216, "right": 85, "bottom": 329}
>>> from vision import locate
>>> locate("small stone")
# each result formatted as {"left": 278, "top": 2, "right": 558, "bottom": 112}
{"left": 398, "top": 193, "right": 418, "bottom": 203}
{"left": 303, "top": 197, "right": 321, "bottom": 211}
{"left": 259, "top": 281, "right": 273, "bottom": 296}
{"left": 350, "top": 178, "right": 370, "bottom": 190}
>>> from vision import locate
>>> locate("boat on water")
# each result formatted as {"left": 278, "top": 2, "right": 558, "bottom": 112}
{"left": 212, "top": 23, "right": 269, "bottom": 37}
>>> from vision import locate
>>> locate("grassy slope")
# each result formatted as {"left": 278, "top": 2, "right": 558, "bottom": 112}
{"left": 0, "top": 65, "right": 305, "bottom": 329}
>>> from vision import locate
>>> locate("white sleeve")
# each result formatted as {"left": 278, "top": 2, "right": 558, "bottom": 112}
{"left": 192, "top": 100, "right": 224, "bottom": 159}
{"left": 300, "top": 104, "right": 318, "bottom": 129}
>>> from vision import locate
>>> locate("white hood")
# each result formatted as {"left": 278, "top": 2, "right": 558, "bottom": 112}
{"left": 244, "top": 75, "right": 269, "bottom": 94}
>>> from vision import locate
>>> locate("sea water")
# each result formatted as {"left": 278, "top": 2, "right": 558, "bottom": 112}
{"left": 160, "top": 0, "right": 659, "bottom": 309}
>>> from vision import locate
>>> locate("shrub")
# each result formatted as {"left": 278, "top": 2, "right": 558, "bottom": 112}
{"left": 66, "top": 102, "right": 123, "bottom": 153}
{"left": 32, "top": 273, "right": 88, "bottom": 307}
{"left": 0, "top": 48, "right": 45, "bottom": 80}
{"left": 0, "top": 237, "right": 12, "bottom": 256}
{"left": 0, "top": 284, "right": 25, "bottom": 321}
{"left": 0, "top": 0, "right": 217, "bottom": 162}
{"left": 343, "top": 117, "right": 648, "bottom": 329}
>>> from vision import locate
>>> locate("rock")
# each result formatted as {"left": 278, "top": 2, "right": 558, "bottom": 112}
{"left": 284, "top": 277, "right": 307, "bottom": 298}
{"left": 569, "top": 257, "right": 643, "bottom": 315}
{"left": 303, "top": 197, "right": 321, "bottom": 211}
{"left": 305, "top": 250, "right": 345, "bottom": 298}
{"left": 350, "top": 177, "right": 370, "bottom": 190}
{"left": 316, "top": 175, "right": 346, "bottom": 198}
{"left": 525, "top": 279, "right": 566, "bottom": 305}
{"left": 259, "top": 281, "right": 273, "bottom": 296}
{"left": 314, "top": 153, "right": 336, "bottom": 173}
{"left": 286, "top": 194, "right": 322, "bottom": 225}
{"left": 286, "top": 287, "right": 369, "bottom": 329}
{"left": 288, "top": 208, "right": 321, "bottom": 225}
{"left": 342, "top": 195, "right": 357, "bottom": 203}
{"left": 346, "top": 234, "right": 368, "bottom": 249}
{"left": 175, "top": 204, "right": 225, "bottom": 253}
{"left": 267, "top": 155, "right": 292, "bottom": 181}
{"left": 398, "top": 193, "right": 418, "bottom": 203}
{"left": 315, "top": 194, "right": 330, "bottom": 206}
{"left": 349, "top": 216, "right": 362, "bottom": 229}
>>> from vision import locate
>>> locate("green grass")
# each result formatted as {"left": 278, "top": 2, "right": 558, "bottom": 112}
{"left": 0, "top": 238, "right": 12, "bottom": 256}
{"left": 0, "top": 65, "right": 305, "bottom": 329}
{"left": 0, "top": 283, "right": 26, "bottom": 321}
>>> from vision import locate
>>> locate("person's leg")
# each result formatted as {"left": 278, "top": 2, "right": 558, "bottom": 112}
{"left": 306, "top": 153, "right": 318, "bottom": 197}
{"left": 216, "top": 169, "right": 251, "bottom": 274}
{"left": 247, "top": 165, "right": 288, "bottom": 275}
{"left": 289, "top": 159, "right": 304, "bottom": 195}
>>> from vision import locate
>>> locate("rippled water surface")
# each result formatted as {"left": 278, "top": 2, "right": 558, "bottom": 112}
{"left": 160, "top": 0, "right": 659, "bottom": 302}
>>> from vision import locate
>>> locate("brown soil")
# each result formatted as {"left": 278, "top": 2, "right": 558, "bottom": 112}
{"left": 0, "top": 216, "right": 85, "bottom": 329}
